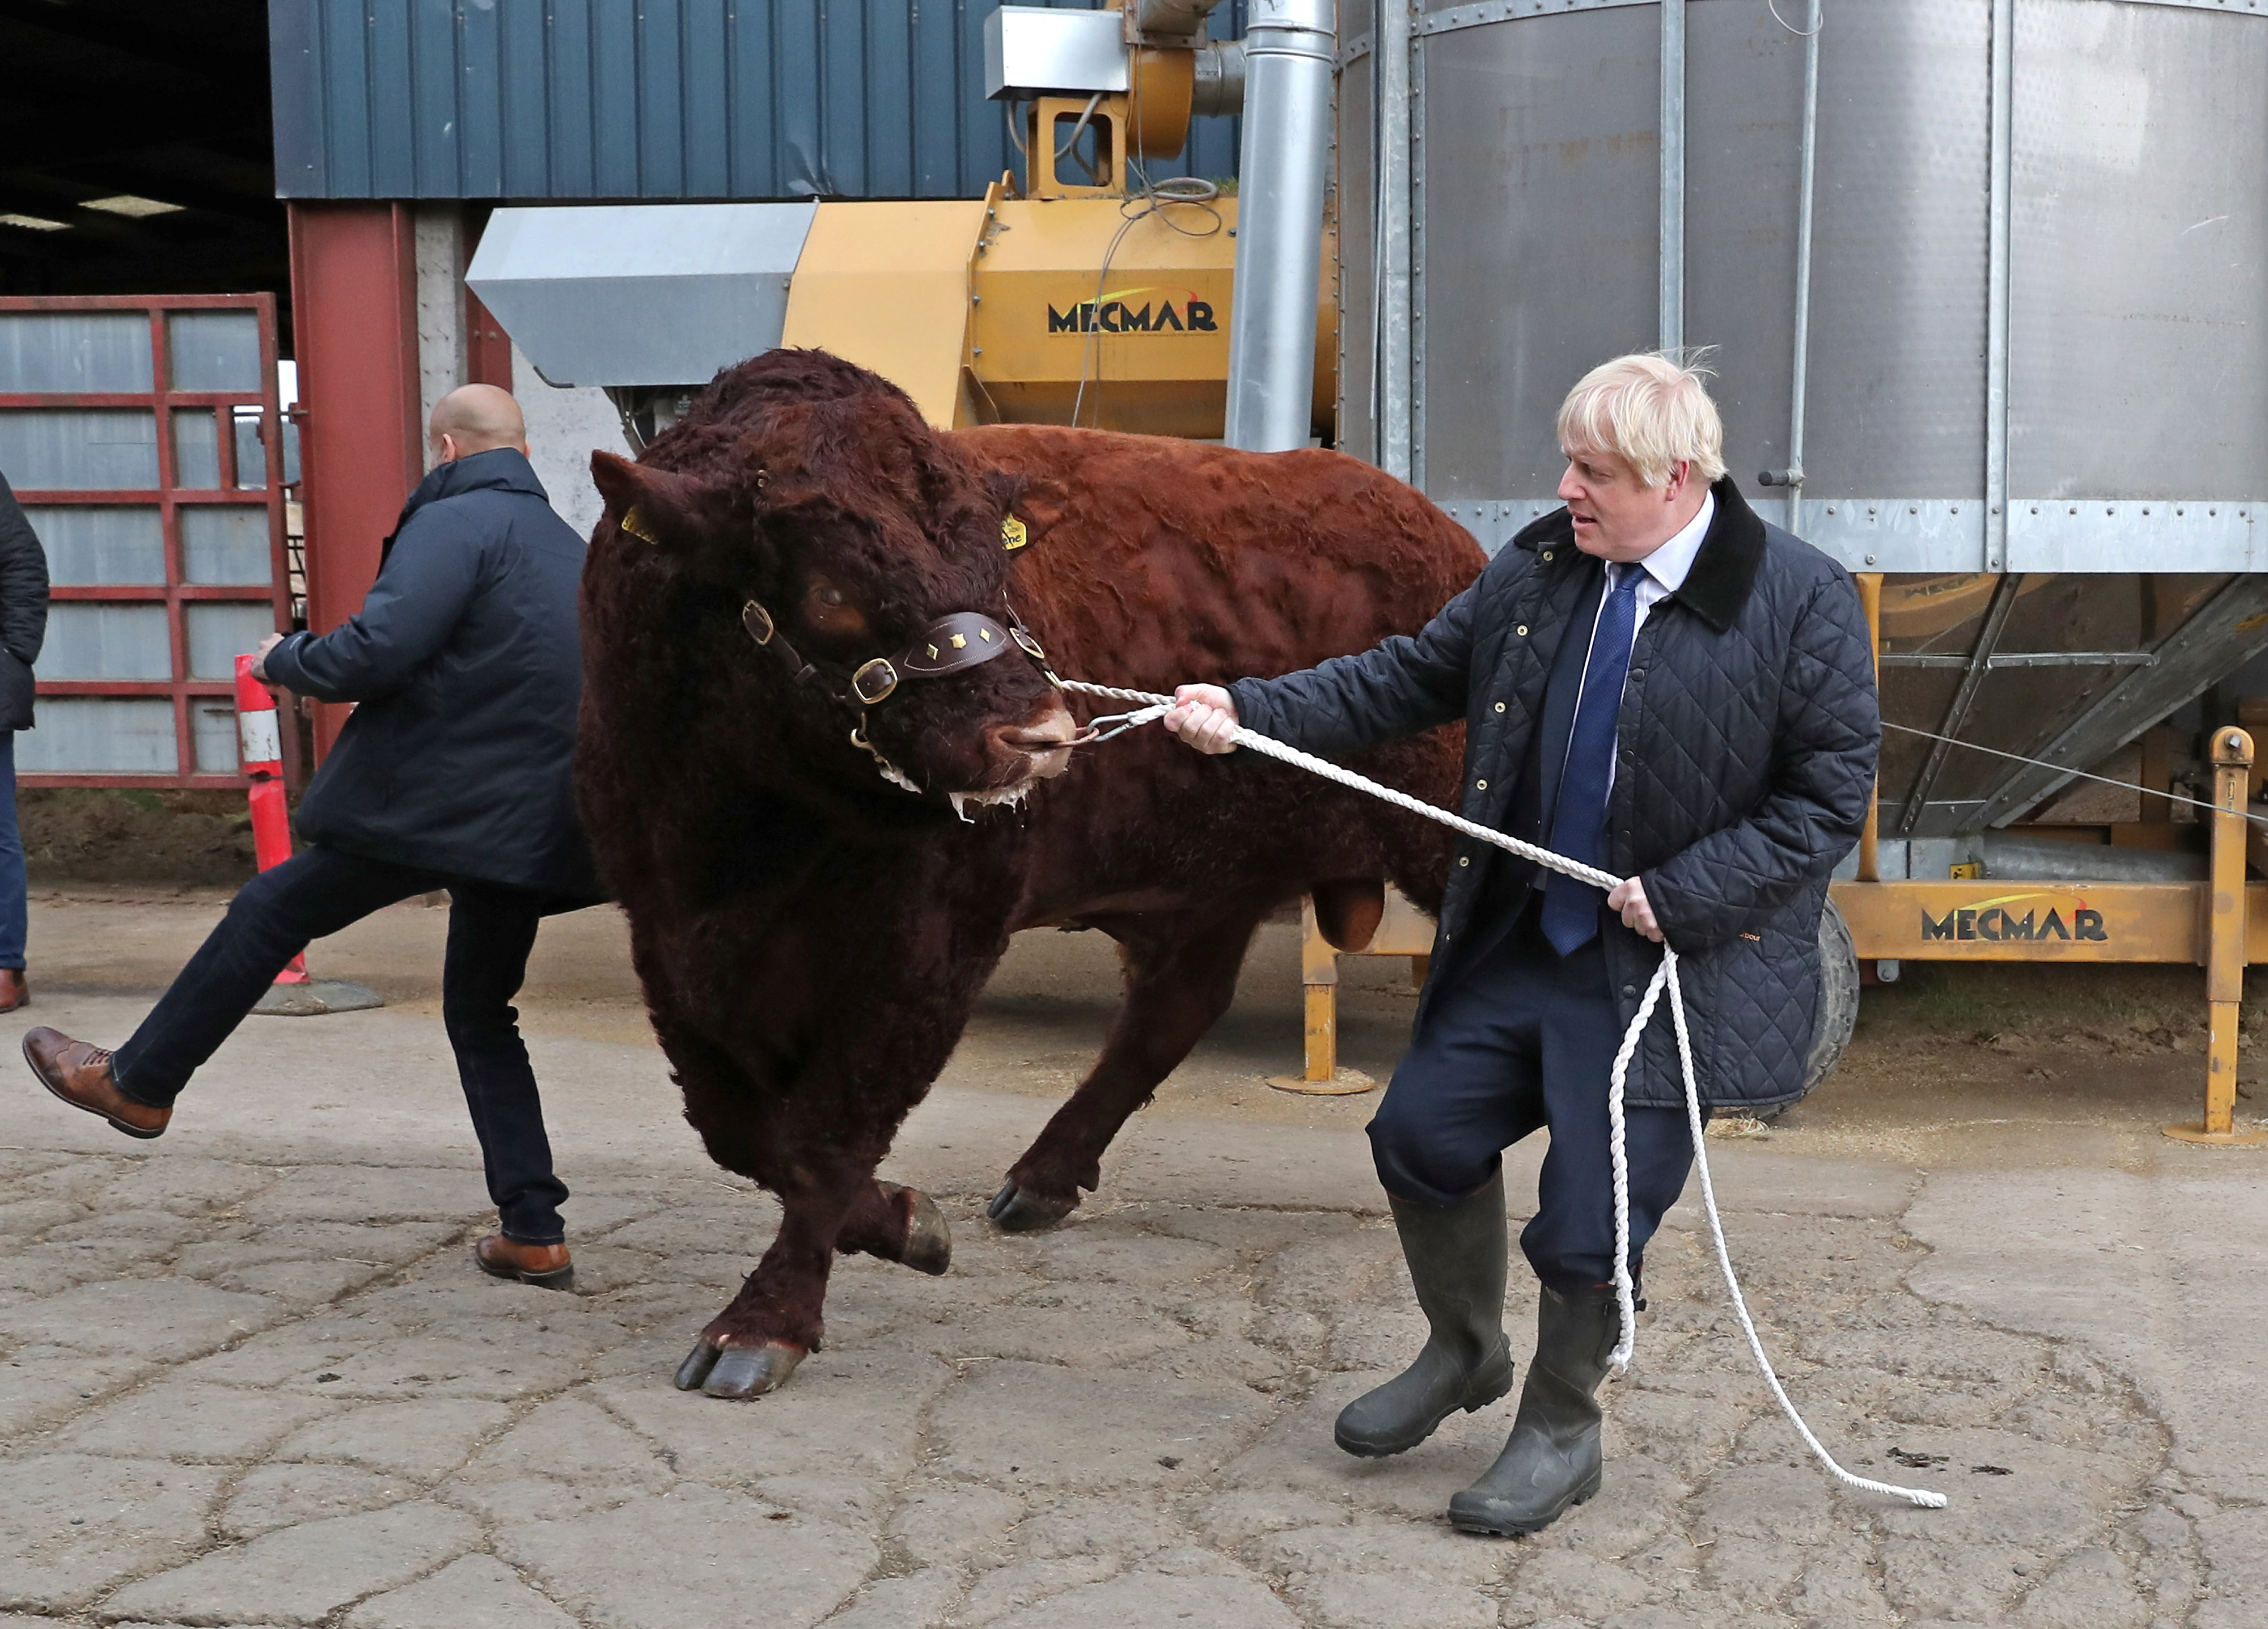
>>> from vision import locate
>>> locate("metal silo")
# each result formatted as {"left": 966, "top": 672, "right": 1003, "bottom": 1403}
{"left": 1342, "top": 0, "right": 2268, "bottom": 843}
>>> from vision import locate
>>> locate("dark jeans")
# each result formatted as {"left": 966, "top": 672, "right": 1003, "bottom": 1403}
{"left": 1368, "top": 907, "right": 1700, "bottom": 1291}
{"left": 0, "top": 731, "right": 22, "bottom": 970}
{"left": 112, "top": 845, "right": 574, "bottom": 1244}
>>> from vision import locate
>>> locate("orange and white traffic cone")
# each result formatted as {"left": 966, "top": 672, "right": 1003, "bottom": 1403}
{"left": 240, "top": 655, "right": 382, "bottom": 1017}
{"left": 237, "top": 654, "right": 310, "bottom": 987}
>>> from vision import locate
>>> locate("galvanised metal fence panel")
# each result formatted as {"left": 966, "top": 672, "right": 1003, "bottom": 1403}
{"left": 270, "top": 0, "right": 1247, "bottom": 202}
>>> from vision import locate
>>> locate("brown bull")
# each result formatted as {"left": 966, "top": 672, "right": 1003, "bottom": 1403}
{"left": 581, "top": 350, "right": 1482, "bottom": 1398}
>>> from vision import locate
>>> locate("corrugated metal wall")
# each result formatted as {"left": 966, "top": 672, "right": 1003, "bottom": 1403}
{"left": 269, "top": 0, "right": 1246, "bottom": 201}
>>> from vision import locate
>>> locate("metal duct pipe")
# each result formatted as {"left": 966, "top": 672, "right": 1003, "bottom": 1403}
{"left": 1134, "top": 0, "right": 1226, "bottom": 40}
{"left": 1191, "top": 40, "right": 1245, "bottom": 118}
{"left": 1376, "top": 0, "right": 1414, "bottom": 480}
{"left": 1225, "top": 0, "right": 1335, "bottom": 451}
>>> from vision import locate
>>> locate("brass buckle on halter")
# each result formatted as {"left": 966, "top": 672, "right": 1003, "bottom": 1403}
{"left": 851, "top": 658, "right": 900, "bottom": 706}
{"left": 1009, "top": 626, "right": 1046, "bottom": 661}
{"left": 742, "top": 601, "right": 776, "bottom": 645}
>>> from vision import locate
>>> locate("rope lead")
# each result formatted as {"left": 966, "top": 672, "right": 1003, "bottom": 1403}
{"left": 1061, "top": 679, "right": 1947, "bottom": 1512}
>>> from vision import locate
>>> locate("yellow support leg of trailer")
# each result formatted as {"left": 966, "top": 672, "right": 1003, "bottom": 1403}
{"left": 1300, "top": 899, "right": 1337, "bottom": 1083}
{"left": 1856, "top": 573, "right": 1882, "bottom": 883}
{"left": 1276, "top": 894, "right": 1436, "bottom": 1096}
{"left": 2166, "top": 727, "right": 2268, "bottom": 1145}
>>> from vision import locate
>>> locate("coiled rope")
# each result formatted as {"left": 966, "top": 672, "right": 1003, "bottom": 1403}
{"left": 1060, "top": 678, "right": 1947, "bottom": 1510}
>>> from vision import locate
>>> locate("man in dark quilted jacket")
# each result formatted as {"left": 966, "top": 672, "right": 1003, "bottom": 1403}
{"left": 1165, "top": 354, "right": 1879, "bottom": 1534}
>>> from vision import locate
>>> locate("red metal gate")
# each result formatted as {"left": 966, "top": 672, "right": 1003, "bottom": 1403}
{"left": 0, "top": 294, "right": 294, "bottom": 788}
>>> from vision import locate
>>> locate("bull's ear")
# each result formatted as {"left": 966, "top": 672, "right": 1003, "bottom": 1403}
{"left": 590, "top": 451, "right": 733, "bottom": 549}
{"left": 1006, "top": 468, "right": 1070, "bottom": 536}
{"left": 982, "top": 466, "right": 1025, "bottom": 517}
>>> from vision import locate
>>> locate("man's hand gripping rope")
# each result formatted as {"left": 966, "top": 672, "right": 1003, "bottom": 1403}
{"left": 1069, "top": 676, "right": 1947, "bottom": 1512}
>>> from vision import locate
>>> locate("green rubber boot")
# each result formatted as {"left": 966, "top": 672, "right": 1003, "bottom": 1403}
{"left": 1448, "top": 1284, "right": 1622, "bottom": 1535}
{"left": 1334, "top": 1167, "right": 1514, "bottom": 1457}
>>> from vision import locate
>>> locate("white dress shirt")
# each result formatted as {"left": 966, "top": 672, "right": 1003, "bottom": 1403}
{"left": 1624, "top": 489, "right": 1714, "bottom": 636}
{"left": 1563, "top": 490, "right": 1715, "bottom": 799}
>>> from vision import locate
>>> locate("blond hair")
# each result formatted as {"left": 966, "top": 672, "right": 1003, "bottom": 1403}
{"left": 1555, "top": 353, "right": 1727, "bottom": 489}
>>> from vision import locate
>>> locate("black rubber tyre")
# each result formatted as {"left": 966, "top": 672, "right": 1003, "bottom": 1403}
{"left": 1759, "top": 896, "right": 1860, "bottom": 1120}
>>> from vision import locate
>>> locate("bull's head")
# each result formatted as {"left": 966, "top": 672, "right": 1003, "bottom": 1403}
{"left": 590, "top": 388, "right": 1077, "bottom": 818}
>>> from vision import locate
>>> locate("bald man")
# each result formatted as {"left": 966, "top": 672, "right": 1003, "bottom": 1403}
{"left": 23, "top": 386, "right": 600, "bottom": 1290}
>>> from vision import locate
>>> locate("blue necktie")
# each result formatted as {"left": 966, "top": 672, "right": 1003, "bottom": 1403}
{"left": 1540, "top": 562, "right": 1641, "bottom": 955}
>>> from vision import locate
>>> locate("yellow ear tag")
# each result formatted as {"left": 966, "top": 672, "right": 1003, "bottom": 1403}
{"left": 620, "top": 506, "right": 659, "bottom": 544}
{"left": 1001, "top": 516, "right": 1029, "bottom": 551}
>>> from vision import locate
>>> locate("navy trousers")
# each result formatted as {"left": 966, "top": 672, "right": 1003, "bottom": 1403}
{"left": 111, "top": 845, "right": 576, "bottom": 1245}
{"left": 1367, "top": 908, "right": 1700, "bottom": 1291}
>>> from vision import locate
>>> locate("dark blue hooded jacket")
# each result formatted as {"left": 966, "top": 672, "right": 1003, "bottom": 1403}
{"left": 264, "top": 448, "right": 598, "bottom": 898}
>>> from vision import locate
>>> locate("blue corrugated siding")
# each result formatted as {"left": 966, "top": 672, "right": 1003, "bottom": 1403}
{"left": 269, "top": 0, "right": 1247, "bottom": 201}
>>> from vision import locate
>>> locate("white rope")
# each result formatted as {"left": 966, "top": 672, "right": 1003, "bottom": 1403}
{"left": 1061, "top": 679, "right": 1947, "bottom": 1510}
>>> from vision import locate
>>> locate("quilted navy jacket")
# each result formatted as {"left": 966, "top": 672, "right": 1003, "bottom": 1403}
{"left": 1229, "top": 478, "right": 1878, "bottom": 1111}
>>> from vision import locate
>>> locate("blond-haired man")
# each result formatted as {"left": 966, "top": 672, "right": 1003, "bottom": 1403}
{"left": 1167, "top": 354, "right": 1878, "bottom": 1533}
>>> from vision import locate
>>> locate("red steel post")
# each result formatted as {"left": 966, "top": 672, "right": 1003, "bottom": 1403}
{"left": 236, "top": 655, "right": 308, "bottom": 985}
{"left": 286, "top": 201, "right": 422, "bottom": 763}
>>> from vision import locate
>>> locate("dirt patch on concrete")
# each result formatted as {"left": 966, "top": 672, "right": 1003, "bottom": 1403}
{"left": 20, "top": 789, "right": 259, "bottom": 889}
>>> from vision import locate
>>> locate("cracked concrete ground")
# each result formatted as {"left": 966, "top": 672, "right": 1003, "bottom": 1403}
{"left": 1, "top": 888, "right": 2262, "bottom": 1628}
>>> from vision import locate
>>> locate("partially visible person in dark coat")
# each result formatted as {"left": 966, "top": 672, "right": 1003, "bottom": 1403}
{"left": 1164, "top": 354, "right": 1878, "bottom": 1536}
{"left": 20, "top": 385, "right": 599, "bottom": 1290}
{"left": 0, "top": 472, "right": 50, "bottom": 1014}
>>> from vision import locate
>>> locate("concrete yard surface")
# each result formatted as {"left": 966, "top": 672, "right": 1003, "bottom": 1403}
{"left": 1, "top": 887, "right": 2263, "bottom": 1627}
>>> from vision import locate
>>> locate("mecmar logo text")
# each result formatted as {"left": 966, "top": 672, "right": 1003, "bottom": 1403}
{"left": 1920, "top": 896, "right": 2108, "bottom": 942}
{"left": 1047, "top": 293, "right": 1218, "bottom": 334}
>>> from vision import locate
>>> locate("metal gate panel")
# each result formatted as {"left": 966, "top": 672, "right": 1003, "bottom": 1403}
{"left": 1354, "top": 0, "right": 2266, "bottom": 571}
{"left": 2008, "top": 0, "right": 2268, "bottom": 505}
{"left": 0, "top": 295, "right": 293, "bottom": 788}
{"left": 1414, "top": 6, "right": 1660, "bottom": 502}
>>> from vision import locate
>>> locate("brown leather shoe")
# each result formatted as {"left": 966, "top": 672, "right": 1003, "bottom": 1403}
{"left": 0, "top": 970, "right": 27, "bottom": 1013}
{"left": 23, "top": 1026, "right": 167, "bottom": 1140}
{"left": 473, "top": 1233, "right": 574, "bottom": 1290}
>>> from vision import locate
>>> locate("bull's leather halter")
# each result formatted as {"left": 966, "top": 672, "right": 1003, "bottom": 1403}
{"left": 737, "top": 597, "right": 1057, "bottom": 708}
{"left": 708, "top": 506, "right": 1060, "bottom": 708}
{"left": 738, "top": 594, "right": 1063, "bottom": 793}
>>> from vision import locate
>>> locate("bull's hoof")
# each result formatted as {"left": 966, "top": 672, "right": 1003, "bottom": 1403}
{"left": 673, "top": 1338, "right": 809, "bottom": 1398}
{"left": 987, "top": 1180, "right": 1078, "bottom": 1233}
{"left": 703, "top": 1341, "right": 806, "bottom": 1399}
{"left": 899, "top": 1186, "right": 953, "bottom": 1276}
{"left": 674, "top": 1339, "right": 721, "bottom": 1391}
